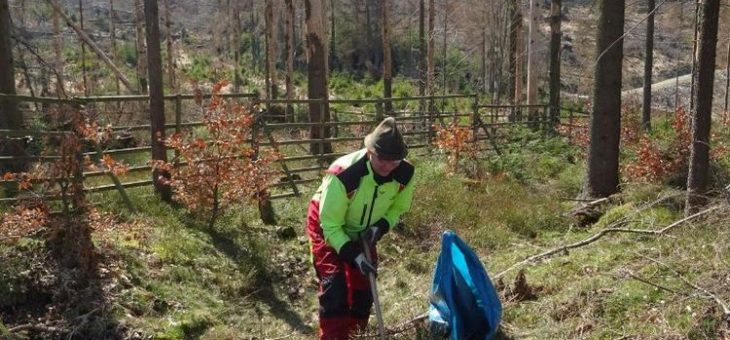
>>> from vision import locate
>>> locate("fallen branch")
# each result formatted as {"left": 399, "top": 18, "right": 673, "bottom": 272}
{"left": 494, "top": 205, "right": 722, "bottom": 280}
{"left": 619, "top": 269, "right": 681, "bottom": 295}
{"left": 636, "top": 252, "right": 730, "bottom": 317}
{"left": 44, "top": 0, "right": 138, "bottom": 94}
{"left": 353, "top": 313, "right": 428, "bottom": 338}
{"left": 9, "top": 323, "right": 68, "bottom": 334}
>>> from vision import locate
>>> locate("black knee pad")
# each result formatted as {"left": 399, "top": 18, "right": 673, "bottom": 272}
{"left": 350, "top": 289, "right": 373, "bottom": 318}
{"left": 319, "top": 272, "right": 349, "bottom": 317}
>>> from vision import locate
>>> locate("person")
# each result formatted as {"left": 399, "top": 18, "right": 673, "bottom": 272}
{"left": 306, "top": 117, "right": 416, "bottom": 339}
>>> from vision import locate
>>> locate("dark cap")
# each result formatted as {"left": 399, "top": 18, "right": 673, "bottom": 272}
{"left": 364, "top": 117, "right": 408, "bottom": 160}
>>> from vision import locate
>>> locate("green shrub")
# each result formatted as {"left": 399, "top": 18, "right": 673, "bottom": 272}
{"left": 119, "top": 42, "right": 138, "bottom": 67}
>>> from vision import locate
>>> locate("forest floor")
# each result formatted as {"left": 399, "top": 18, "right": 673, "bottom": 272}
{"left": 2, "top": 124, "right": 730, "bottom": 339}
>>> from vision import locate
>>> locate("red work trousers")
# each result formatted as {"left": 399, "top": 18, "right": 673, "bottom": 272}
{"left": 306, "top": 200, "right": 377, "bottom": 340}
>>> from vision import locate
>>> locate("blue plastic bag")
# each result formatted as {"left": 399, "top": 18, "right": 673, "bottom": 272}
{"left": 428, "top": 231, "right": 502, "bottom": 339}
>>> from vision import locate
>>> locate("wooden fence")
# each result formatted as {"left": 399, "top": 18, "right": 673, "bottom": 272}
{"left": 0, "top": 92, "right": 583, "bottom": 206}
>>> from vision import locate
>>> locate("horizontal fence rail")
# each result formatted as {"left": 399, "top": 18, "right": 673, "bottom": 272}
{"left": 0, "top": 92, "right": 557, "bottom": 204}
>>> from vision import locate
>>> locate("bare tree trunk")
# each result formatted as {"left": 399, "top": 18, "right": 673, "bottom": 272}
{"left": 642, "top": 0, "right": 654, "bottom": 130}
{"left": 584, "top": 0, "right": 625, "bottom": 198}
{"left": 365, "top": 0, "right": 374, "bottom": 76}
{"left": 724, "top": 36, "right": 730, "bottom": 122}
{"left": 418, "top": 0, "right": 426, "bottom": 113}
{"left": 689, "top": 1, "right": 699, "bottom": 114}
{"left": 507, "top": 0, "right": 517, "bottom": 106}
{"left": 526, "top": 0, "right": 540, "bottom": 120}
{"left": 265, "top": 0, "right": 278, "bottom": 99}
{"left": 514, "top": 0, "right": 524, "bottom": 113}
{"left": 78, "top": 0, "right": 89, "bottom": 95}
{"left": 305, "top": 0, "right": 332, "bottom": 155}
{"left": 46, "top": 0, "right": 138, "bottom": 94}
{"left": 481, "top": 27, "right": 487, "bottom": 94}
{"left": 232, "top": 1, "right": 243, "bottom": 91}
{"left": 0, "top": 0, "right": 19, "bottom": 128}
{"left": 213, "top": 0, "right": 223, "bottom": 55}
{"left": 249, "top": 2, "right": 258, "bottom": 73}
{"left": 427, "top": 0, "right": 434, "bottom": 106}
{"left": 1, "top": 0, "right": 25, "bottom": 172}
{"left": 674, "top": 2, "right": 683, "bottom": 113}
{"left": 285, "top": 0, "right": 295, "bottom": 119}
{"left": 16, "top": 0, "right": 37, "bottom": 109}
{"left": 686, "top": 0, "right": 720, "bottom": 214}
{"left": 144, "top": 0, "right": 171, "bottom": 202}
{"left": 329, "top": 0, "right": 337, "bottom": 71}
{"left": 163, "top": 0, "right": 175, "bottom": 92}
{"left": 52, "top": 3, "right": 66, "bottom": 97}
{"left": 135, "top": 0, "right": 148, "bottom": 94}
{"left": 441, "top": 5, "right": 448, "bottom": 101}
{"left": 381, "top": 0, "right": 392, "bottom": 114}
{"left": 110, "top": 0, "right": 120, "bottom": 96}
{"left": 548, "top": 0, "right": 561, "bottom": 127}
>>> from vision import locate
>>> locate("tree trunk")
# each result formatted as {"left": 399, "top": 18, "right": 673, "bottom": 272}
{"left": 0, "top": 0, "right": 23, "bottom": 171}
{"left": 584, "top": 0, "right": 624, "bottom": 198}
{"left": 0, "top": 0, "right": 18, "bottom": 125}
{"left": 135, "top": 0, "right": 148, "bottom": 94}
{"left": 163, "top": 0, "right": 176, "bottom": 92}
{"left": 51, "top": 4, "right": 66, "bottom": 97}
{"left": 642, "top": 0, "right": 654, "bottom": 131}
{"left": 258, "top": 196, "right": 277, "bottom": 225}
{"left": 441, "top": 5, "right": 447, "bottom": 100}
{"left": 250, "top": 3, "right": 259, "bottom": 73}
{"left": 548, "top": 0, "right": 561, "bottom": 127}
{"left": 329, "top": 0, "right": 337, "bottom": 71}
{"left": 526, "top": 0, "right": 540, "bottom": 120}
{"left": 724, "top": 38, "right": 730, "bottom": 123}
{"left": 144, "top": 0, "right": 171, "bottom": 202}
{"left": 265, "top": 0, "right": 278, "bottom": 99}
{"left": 514, "top": 0, "right": 524, "bottom": 117}
{"left": 427, "top": 0, "right": 434, "bottom": 109}
{"left": 78, "top": 0, "right": 89, "bottom": 95}
{"left": 232, "top": 1, "right": 242, "bottom": 91}
{"left": 109, "top": 0, "right": 120, "bottom": 96}
{"left": 507, "top": 1, "right": 517, "bottom": 106}
{"left": 482, "top": 27, "right": 487, "bottom": 94}
{"left": 686, "top": 0, "right": 720, "bottom": 214}
{"left": 285, "top": 0, "right": 295, "bottom": 119}
{"left": 418, "top": 0, "right": 426, "bottom": 113}
{"left": 381, "top": 0, "right": 392, "bottom": 114}
{"left": 365, "top": 0, "right": 374, "bottom": 76}
{"left": 15, "top": 0, "right": 37, "bottom": 111}
{"left": 305, "top": 0, "right": 332, "bottom": 155}
{"left": 689, "top": 2, "right": 699, "bottom": 114}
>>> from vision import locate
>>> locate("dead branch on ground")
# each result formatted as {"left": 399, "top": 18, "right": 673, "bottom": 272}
{"left": 635, "top": 252, "right": 730, "bottom": 317}
{"left": 494, "top": 205, "right": 722, "bottom": 280}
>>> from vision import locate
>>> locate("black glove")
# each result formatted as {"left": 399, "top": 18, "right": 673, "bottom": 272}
{"left": 362, "top": 218, "right": 390, "bottom": 246}
{"left": 339, "top": 241, "right": 377, "bottom": 276}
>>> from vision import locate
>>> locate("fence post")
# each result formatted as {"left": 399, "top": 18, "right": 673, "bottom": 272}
{"left": 375, "top": 98, "right": 384, "bottom": 121}
{"left": 333, "top": 107, "right": 339, "bottom": 137}
{"left": 174, "top": 94, "right": 182, "bottom": 167}
{"left": 427, "top": 95, "right": 434, "bottom": 149}
{"left": 568, "top": 108, "right": 574, "bottom": 144}
{"left": 471, "top": 94, "right": 479, "bottom": 145}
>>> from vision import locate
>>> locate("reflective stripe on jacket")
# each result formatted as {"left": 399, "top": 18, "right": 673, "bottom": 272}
{"left": 311, "top": 149, "right": 415, "bottom": 252}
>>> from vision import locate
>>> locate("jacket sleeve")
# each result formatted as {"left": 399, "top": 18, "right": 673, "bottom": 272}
{"left": 318, "top": 174, "right": 352, "bottom": 252}
{"left": 382, "top": 170, "right": 416, "bottom": 229}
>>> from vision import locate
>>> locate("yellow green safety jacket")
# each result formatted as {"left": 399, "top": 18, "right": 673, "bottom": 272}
{"left": 311, "top": 149, "right": 416, "bottom": 253}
